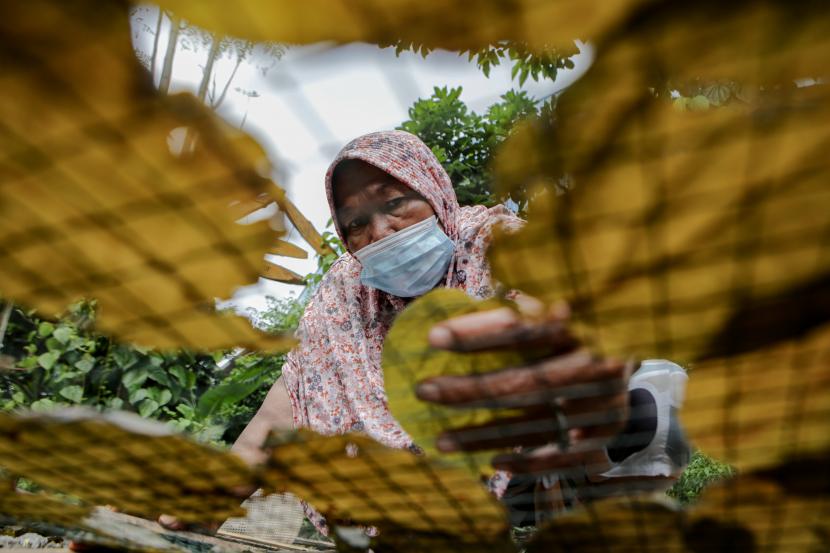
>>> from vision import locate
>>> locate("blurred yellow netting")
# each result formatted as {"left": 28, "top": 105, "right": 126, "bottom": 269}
{"left": 524, "top": 496, "right": 684, "bottom": 553}
{"left": 0, "top": 494, "right": 187, "bottom": 553}
{"left": 261, "top": 430, "right": 509, "bottom": 541}
{"left": 0, "top": 409, "right": 254, "bottom": 524}
{"left": 0, "top": 0, "right": 301, "bottom": 350}
{"left": 1, "top": 0, "right": 829, "bottom": 549}
{"left": 0, "top": 486, "right": 91, "bottom": 529}
{"left": 685, "top": 477, "right": 830, "bottom": 553}
{"left": 525, "top": 476, "right": 830, "bottom": 553}
{"left": 156, "top": 0, "right": 644, "bottom": 51}
{"left": 364, "top": 524, "right": 515, "bottom": 553}
{"left": 683, "top": 324, "right": 830, "bottom": 473}
{"left": 490, "top": 3, "right": 830, "bottom": 363}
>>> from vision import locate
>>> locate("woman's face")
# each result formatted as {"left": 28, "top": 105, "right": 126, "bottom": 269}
{"left": 333, "top": 160, "right": 436, "bottom": 252}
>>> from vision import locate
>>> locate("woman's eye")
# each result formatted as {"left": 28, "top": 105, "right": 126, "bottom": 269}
{"left": 385, "top": 197, "right": 405, "bottom": 211}
{"left": 346, "top": 216, "right": 368, "bottom": 233}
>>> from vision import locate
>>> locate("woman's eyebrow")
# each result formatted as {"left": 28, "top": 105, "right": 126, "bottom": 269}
{"left": 336, "top": 206, "right": 358, "bottom": 224}
{"left": 336, "top": 182, "right": 411, "bottom": 222}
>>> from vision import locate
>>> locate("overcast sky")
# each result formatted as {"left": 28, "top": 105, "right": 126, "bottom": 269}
{"left": 130, "top": 6, "right": 593, "bottom": 315}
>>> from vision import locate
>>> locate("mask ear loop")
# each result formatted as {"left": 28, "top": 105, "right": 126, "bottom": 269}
{"left": 443, "top": 251, "right": 457, "bottom": 288}
{"left": 440, "top": 211, "right": 459, "bottom": 288}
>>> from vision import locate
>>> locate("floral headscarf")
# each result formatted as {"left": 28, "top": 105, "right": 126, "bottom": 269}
{"left": 280, "top": 130, "right": 522, "bottom": 532}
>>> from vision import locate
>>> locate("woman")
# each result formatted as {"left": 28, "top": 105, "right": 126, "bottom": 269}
{"left": 231, "top": 130, "right": 688, "bottom": 531}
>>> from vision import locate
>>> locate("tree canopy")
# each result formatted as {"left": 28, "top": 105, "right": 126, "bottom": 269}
{"left": 398, "top": 86, "right": 539, "bottom": 206}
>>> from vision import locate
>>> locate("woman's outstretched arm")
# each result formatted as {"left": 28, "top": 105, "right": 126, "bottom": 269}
{"left": 231, "top": 375, "right": 294, "bottom": 466}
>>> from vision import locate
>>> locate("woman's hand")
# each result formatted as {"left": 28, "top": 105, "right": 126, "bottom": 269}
{"left": 415, "top": 298, "right": 631, "bottom": 476}
{"left": 157, "top": 485, "right": 258, "bottom": 532}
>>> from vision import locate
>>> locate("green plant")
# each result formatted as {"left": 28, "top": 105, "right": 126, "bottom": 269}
{"left": 0, "top": 296, "right": 303, "bottom": 445}
{"left": 667, "top": 451, "right": 736, "bottom": 505}
{"left": 398, "top": 86, "right": 539, "bottom": 206}
{"left": 392, "top": 41, "right": 579, "bottom": 87}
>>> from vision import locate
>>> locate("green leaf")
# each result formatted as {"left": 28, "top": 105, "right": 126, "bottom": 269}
{"left": 54, "top": 370, "right": 78, "bottom": 383}
{"left": 37, "top": 321, "right": 54, "bottom": 337}
{"left": 74, "top": 356, "right": 95, "bottom": 373}
{"left": 703, "top": 83, "right": 733, "bottom": 106}
{"left": 67, "top": 336, "right": 88, "bottom": 352}
{"left": 196, "top": 424, "right": 227, "bottom": 443}
{"left": 30, "top": 398, "right": 56, "bottom": 412}
{"left": 169, "top": 365, "right": 188, "bottom": 387}
{"left": 53, "top": 326, "right": 72, "bottom": 344}
{"left": 519, "top": 66, "right": 530, "bottom": 86}
{"left": 107, "top": 397, "right": 124, "bottom": 410}
{"left": 169, "top": 419, "right": 192, "bottom": 433}
{"left": 129, "top": 388, "right": 150, "bottom": 404}
{"left": 45, "top": 337, "right": 63, "bottom": 351}
{"left": 121, "top": 367, "right": 148, "bottom": 391}
{"left": 12, "top": 391, "right": 25, "bottom": 404}
{"left": 37, "top": 351, "right": 60, "bottom": 370}
{"left": 59, "top": 385, "right": 84, "bottom": 403}
{"left": 196, "top": 379, "right": 264, "bottom": 419}
{"left": 157, "top": 389, "right": 172, "bottom": 406}
{"left": 132, "top": 344, "right": 151, "bottom": 355}
{"left": 112, "top": 347, "right": 138, "bottom": 370}
{"left": 144, "top": 386, "right": 173, "bottom": 407}
{"left": 18, "top": 355, "right": 38, "bottom": 369}
{"left": 147, "top": 365, "right": 172, "bottom": 388}
{"left": 138, "top": 399, "right": 160, "bottom": 418}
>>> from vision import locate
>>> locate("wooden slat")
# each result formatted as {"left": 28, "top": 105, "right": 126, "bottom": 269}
{"left": 261, "top": 261, "right": 306, "bottom": 285}
{"left": 272, "top": 187, "right": 332, "bottom": 257}
{"left": 269, "top": 239, "right": 308, "bottom": 259}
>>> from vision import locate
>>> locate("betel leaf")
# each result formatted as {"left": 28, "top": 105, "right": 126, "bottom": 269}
{"left": 129, "top": 388, "right": 150, "bottom": 405}
{"left": 37, "top": 322, "right": 54, "bottom": 337}
{"left": 150, "top": 387, "right": 173, "bottom": 407}
{"left": 147, "top": 364, "right": 172, "bottom": 388}
{"left": 107, "top": 397, "right": 124, "bottom": 410}
{"left": 382, "top": 288, "right": 529, "bottom": 474}
{"left": 112, "top": 347, "right": 138, "bottom": 370}
{"left": 169, "top": 365, "right": 188, "bottom": 387}
{"left": 138, "top": 398, "right": 160, "bottom": 418}
{"left": 121, "top": 367, "right": 149, "bottom": 391}
{"left": 30, "top": 398, "right": 56, "bottom": 412}
{"left": 74, "top": 356, "right": 95, "bottom": 374}
{"left": 37, "top": 351, "right": 60, "bottom": 370}
{"left": 59, "top": 385, "right": 84, "bottom": 403}
{"left": 52, "top": 326, "right": 73, "bottom": 345}
{"left": 45, "top": 337, "right": 63, "bottom": 351}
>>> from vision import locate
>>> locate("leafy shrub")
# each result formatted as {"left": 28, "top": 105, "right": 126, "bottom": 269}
{"left": 398, "top": 86, "right": 538, "bottom": 207}
{"left": 667, "top": 451, "right": 736, "bottom": 504}
{"left": 0, "top": 298, "right": 300, "bottom": 445}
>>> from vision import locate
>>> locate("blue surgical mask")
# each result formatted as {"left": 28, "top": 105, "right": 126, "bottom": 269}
{"left": 354, "top": 216, "right": 454, "bottom": 297}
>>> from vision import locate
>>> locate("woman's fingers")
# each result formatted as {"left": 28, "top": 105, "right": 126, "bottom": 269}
{"left": 158, "top": 514, "right": 187, "bottom": 531}
{"left": 436, "top": 411, "right": 568, "bottom": 452}
{"left": 428, "top": 307, "right": 579, "bottom": 353}
{"left": 434, "top": 383, "right": 629, "bottom": 453}
{"left": 492, "top": 442, "right": 614, "bottom": 476}
{"left": 416, "top": 351, "right": 626, "bottom": 408}
{"left": 157, "top": 514, "right": 223, "bottom": 535}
